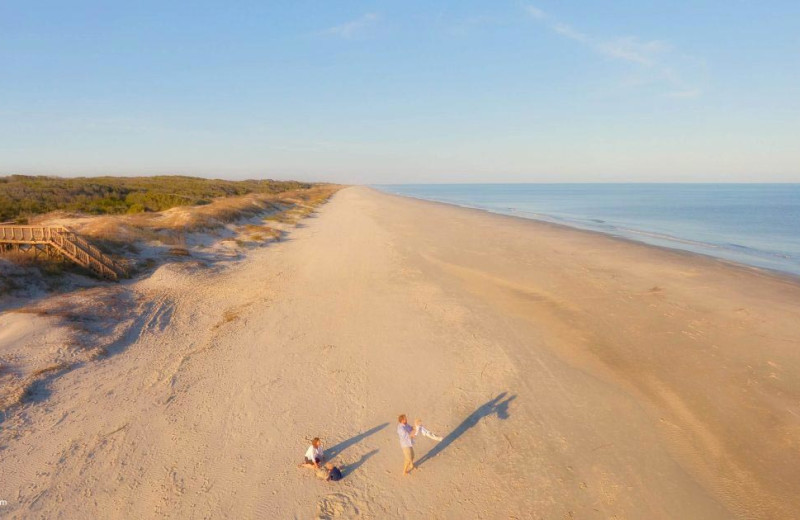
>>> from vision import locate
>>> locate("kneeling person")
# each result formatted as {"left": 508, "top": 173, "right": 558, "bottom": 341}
{"left": 302, "top": 437, "right": 325, "bottom": 468}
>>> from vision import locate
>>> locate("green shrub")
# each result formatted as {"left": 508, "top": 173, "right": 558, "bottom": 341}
{"left": 0, "top": 175, "right": 314, "bottom": 220}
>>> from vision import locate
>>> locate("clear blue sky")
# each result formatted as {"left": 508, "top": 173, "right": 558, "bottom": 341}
{"left": 1, "top": 1, "right": 798, "bottom": 183}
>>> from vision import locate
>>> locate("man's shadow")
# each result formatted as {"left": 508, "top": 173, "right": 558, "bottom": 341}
{"left": 326, "top": 422, "right": 388, "bottom": 461}
{"left": 416, "top": 392, "right": 516, "bottom": 467}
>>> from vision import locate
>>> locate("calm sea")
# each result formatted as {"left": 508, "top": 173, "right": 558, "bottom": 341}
{"left": 374, "top": 184, "right": 800, "bottom": 277}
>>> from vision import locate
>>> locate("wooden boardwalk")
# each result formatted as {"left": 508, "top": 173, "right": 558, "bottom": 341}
{"left": 0, "top": 225, "right": 127, "bottom": 280}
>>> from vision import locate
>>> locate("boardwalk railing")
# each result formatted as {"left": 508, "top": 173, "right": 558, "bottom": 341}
{"left": 0, "top": 225, "right": 127, "bottom": 280}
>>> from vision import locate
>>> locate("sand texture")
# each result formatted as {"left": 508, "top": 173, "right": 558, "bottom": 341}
{"left": 1, "top": 186, "right": 799, "bottom": 519}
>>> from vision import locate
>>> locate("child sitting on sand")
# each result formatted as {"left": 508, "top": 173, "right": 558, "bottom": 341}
{"left": 315, "top": 462, "right": 343, "bottom": 481}
{"left": 325, "top": 462, "right": 343, "bottom": 481}
{"left": 414, "top": 419, "right": 443, "bottom": 442}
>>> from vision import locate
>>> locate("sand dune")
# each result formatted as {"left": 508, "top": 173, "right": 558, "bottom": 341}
{"left": 1, "top": 186, "right": 799, "bottom": 519}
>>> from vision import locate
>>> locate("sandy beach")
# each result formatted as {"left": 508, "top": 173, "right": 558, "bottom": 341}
{"left": 1, "top": 186, "right": 799, "bottom": 519}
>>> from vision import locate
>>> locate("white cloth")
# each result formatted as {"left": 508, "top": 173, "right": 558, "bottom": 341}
{"left": 415, "top": 424, "right": 443, "bottom": 442}
{"left": 305, "top": 444, "right": 324, "bottom": 462}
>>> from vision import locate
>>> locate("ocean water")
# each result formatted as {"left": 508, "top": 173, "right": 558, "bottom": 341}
{"left": 374, "top": 184, "right": 800, "bottom": 277}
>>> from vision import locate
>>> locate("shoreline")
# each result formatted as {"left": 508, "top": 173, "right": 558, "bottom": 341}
{"left": 372, "top": 185, "right": 800, "bottom": 281}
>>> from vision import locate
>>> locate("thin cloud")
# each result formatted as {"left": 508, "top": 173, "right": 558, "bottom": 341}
{"left": 524, "top": 6, "right": 547, "bottom": 20}
{"left": 553, "top": 23, "right": 589, "bottom": 43}
{"left": 596, "top": 37, "right": 671, "bottom": 66}
{"left": 320, "top": 13, "right": 380, "bottom": 39}
{"left": 524, "top": 4, "right": 703, "bottom": 97}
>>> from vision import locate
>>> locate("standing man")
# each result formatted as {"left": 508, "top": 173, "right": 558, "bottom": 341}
{"left": 397, "top": 414, "right": 418, "bottom": 475}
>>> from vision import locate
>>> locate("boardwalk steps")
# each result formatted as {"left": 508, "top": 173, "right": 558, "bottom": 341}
{"left": 0, "top": 225, "right": 127, "bottom": 280}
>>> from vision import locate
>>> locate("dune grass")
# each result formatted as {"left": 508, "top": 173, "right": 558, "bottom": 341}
{"left": 0, "top": 174, "right": 316, "bottom": 222}
{"left": 1, "top": 180, "right": 341, "bottom": 280}
{"left": 41, "top": 184, "right": 340, "bottom": 260}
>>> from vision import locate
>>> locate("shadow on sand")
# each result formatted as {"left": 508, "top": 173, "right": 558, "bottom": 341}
{"left": 341, "top": 449, "right": 379, "bottom": 478}
{"left": 416, "top": 392, "right": 516, "bottom": 467}
{"left": 326, "top": 423, "right": 389, "bottom": 461}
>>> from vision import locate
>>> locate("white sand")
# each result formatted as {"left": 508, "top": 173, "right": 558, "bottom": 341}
{"left": 1, "top": 186, "right": 799, "bottom": 519}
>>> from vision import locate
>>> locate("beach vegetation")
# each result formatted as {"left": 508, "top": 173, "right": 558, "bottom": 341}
{"left": 0, "top": 174, "right": 313, "bottom": 222}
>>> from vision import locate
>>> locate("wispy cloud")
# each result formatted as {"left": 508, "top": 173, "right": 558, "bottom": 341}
{"left": 524, "top": 6, "right": 546, "bottom": 20}
{"left": 553, "top": 23, "right": 589, "bottom": 43}
{"left": 320, "top": 13, "right": 380, "bottom": 39}
{"left": 596, "top": 37, "right": 671, "bottom": 66}
{"left": 524, "top": 5, "right": 703, "bottom": 98}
